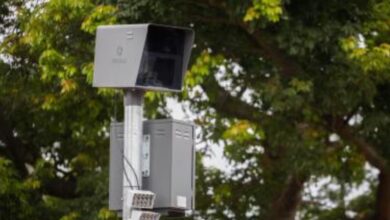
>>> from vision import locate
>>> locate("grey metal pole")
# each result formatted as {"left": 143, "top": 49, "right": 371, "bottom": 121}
{"left": 123, "top": 89, "right": 144, "bottom": 220}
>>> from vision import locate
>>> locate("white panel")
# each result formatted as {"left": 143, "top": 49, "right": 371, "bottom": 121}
{"left": 142, "top": 135, "right": 151, "bottom": 177}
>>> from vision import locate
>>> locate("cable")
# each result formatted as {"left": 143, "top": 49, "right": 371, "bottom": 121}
{"left": 123, "top": 166, "right": 139, "bottom": 189}
{"left": 124, "top": 155, "right": 140, "bottom": 189}
{"left": 123, "top": 164, "right": 134, "bottom": 189}
{"left": 123, "top": 155, "right": 141, "bottom": 189}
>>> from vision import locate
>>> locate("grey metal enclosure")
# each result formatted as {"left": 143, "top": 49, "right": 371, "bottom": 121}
{"left": 109, "top": 119, "right": 195, "bottom": 214}
{"left": 143, "top": 119, "right": 195, "bottom": 213}
{"left": 93, "top": 24, "right": 194, "bottom": 92}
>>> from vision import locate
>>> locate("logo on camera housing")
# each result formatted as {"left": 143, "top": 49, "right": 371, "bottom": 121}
{"left": 112, "top": 46, "right": 127, "bottom": 64}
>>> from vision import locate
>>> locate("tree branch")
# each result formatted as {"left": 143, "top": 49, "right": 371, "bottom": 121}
{"left": 337, "top": 125, "right": 387, "bottom": 171}
{"left": 0, "top": 106, "right": 80, "bottom": 199}
{"left": 237, "top": 22, "right": 303, "bottom": 78}
{"left": 193, "top": 0, "right": 303, "bottom": 78}
{"left": 201, "top": 74, "right": 267, "bottom": 123}
{"left": 268, "top": 173, "right": 308, "bottom": 220}
{"left": 41, "top": 176, "right": 79, "bottom": 199}
{"left": 0, "top": 106, "right": 37, "bottom": 177}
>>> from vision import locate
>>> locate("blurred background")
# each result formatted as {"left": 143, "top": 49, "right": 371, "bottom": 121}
{"left": 0, "top": 0, "right": 389, "bottom": 219}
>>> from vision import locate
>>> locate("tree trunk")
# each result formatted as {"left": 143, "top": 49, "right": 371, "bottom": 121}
{"left": 268, "top": 174, "right": 307, "bottom": 220}
{"left": 376, "top": 169, "right": 390, "bottom": 220}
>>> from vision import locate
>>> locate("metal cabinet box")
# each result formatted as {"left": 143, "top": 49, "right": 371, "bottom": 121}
{"left": 93, "top": 24, "right": 194, "bottom": 92}
{"left": 143, "top": 119, "right": 195, "bottom": 213}
{"left": 109, "top": 123, "right": 124, "bottom": 211}
{"left": 109, "top": 119, "right": 195, "bottom": 213}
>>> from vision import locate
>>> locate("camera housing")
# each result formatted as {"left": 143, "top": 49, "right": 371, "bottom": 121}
{"left": 93, "top": 24, "right": 194, "bottom": 92}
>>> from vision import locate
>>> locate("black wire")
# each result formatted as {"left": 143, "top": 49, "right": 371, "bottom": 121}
{"left": 123, "top": 155, "right": 141, "bottom": 189}
{"left": 123, "top": 165, "right": 134, "bottom": 189}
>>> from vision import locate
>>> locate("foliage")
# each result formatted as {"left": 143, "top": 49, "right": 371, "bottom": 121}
{"left": 115, "top": 0, "right": 390, "bottom": 219}
{"left": 1, "top": 0, "right": 390, "bottom": 220}
{"left": 1, "top": 0, "right": 119, "bottom": 219}
{"left": 244, "top": 0, "right": 283, "bottom": 22}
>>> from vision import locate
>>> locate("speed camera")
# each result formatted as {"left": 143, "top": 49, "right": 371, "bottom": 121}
{"left": 93, "top": 24, "right": 194, "bottom": 92}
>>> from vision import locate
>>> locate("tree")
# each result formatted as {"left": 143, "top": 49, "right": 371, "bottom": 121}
{"left": 1, "top": 0, "right": 389, "bottom": 220}
{"left": 116, "top": 0, "right": 390, "bottom": 219}
{"left": 1, "top": 0, "right": 119, "bottom": 219}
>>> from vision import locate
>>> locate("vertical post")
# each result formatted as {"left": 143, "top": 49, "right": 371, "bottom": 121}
{"left": 123, "top": 89, "right": 144, "bottom": 220}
